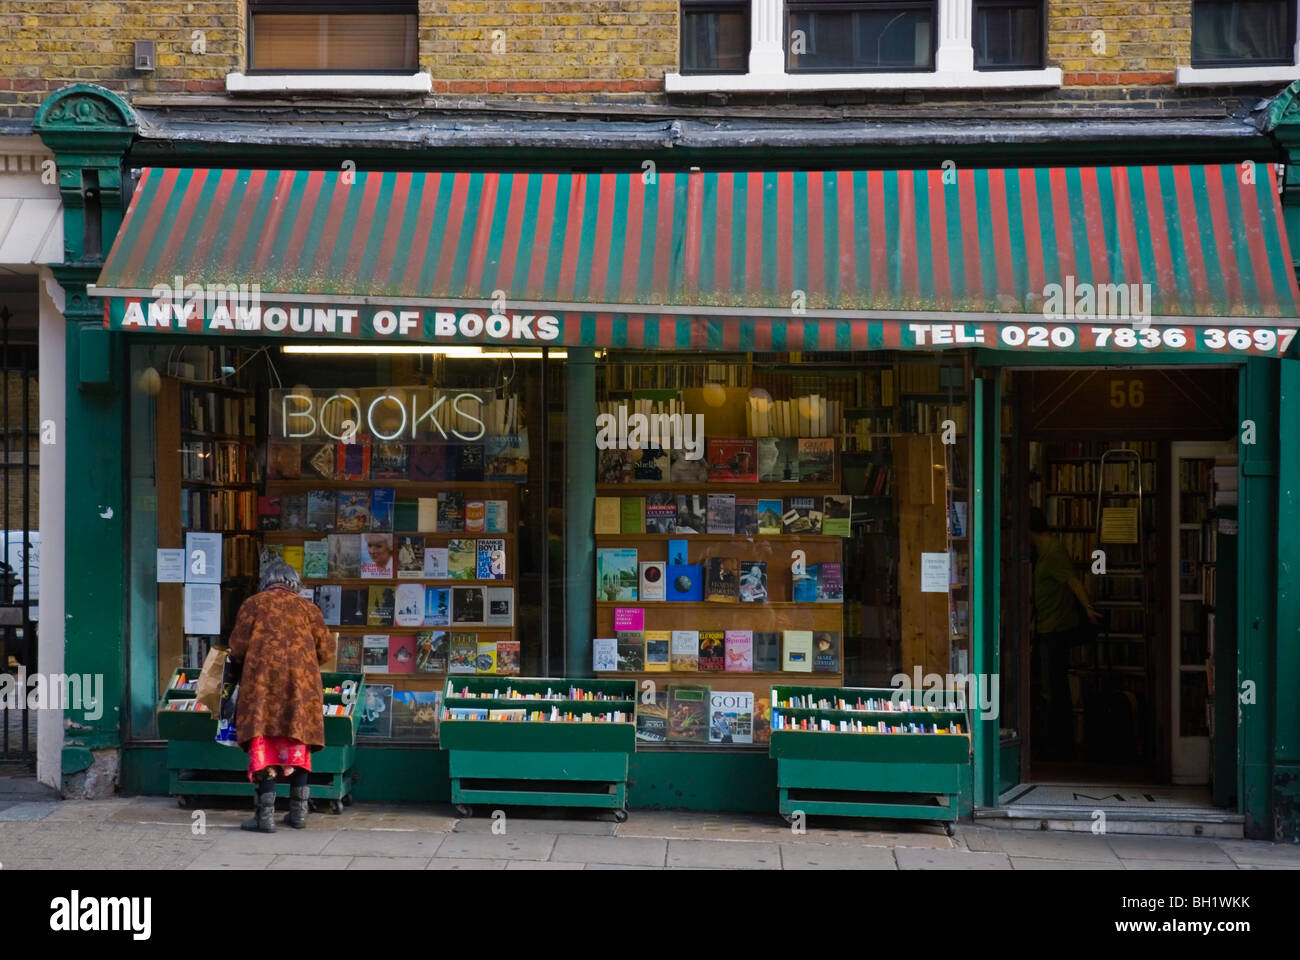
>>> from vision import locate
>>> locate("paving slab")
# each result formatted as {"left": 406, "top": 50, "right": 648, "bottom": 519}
{"left": 346, "top": 856, "right": 432, "bottom": 869}
{"left": 435, "top": 832, "right": 558, "bottom": 861}
{"left": 895, "top": 848, "right": 1011, "bottom": 869}
{"left": 984, "top": 830, "right": 1120, "bottom": 863}
{"left": 585, "top": 862, "right": 664, "bottom": 870}
{"left": 426, "top": 858, "right": 507, "bottom": 869}
{"left": 506, "top": 860, "right": 586, "bottom": 869}
{"left": 1122, "top": 858, "right": 1238, "bottom": 870}
{"left": 552, "top": 835, "right": 666, "bottom": 866}
{"left": 454, "top": 815, "right": 615, "bottom": 836}
{"left": 184, "top": 851, "right": 276, "bottom": 870}
{"left": 666, "top": 839, "right": 781, "bottom": 869}
{"left": 269, "top": 854, "right": 354, "bottom": 870}
{"left": 780, "top": 842, "right": 897, "bottom": 869}
{"left": 1010, "top": 857, "right": 1118, "bottom": 870}
{"left": 1106, "top": 835, "right": 1234, "bottom": 864}
{"left": 319, "top": 829, "right": 448, "bottom": 858}
{"left": 1216, "top": 841, "right": 1300, "bottom": 866}
{"left": 0, "top": 802, "right": 59, "bottom": 821}
{"left": 208, "top": 826, "right": 338, "bottom": 855}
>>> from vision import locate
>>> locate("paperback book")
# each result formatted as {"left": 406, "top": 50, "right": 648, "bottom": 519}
{"left": 670, "top": 630, "right": 699, "bottom": 671}
{"left": 436, "top": 491, "right": 466, "bottom": 532}
{"left": 724, "top": 630, "right": 753, "bottom": 671}
{"left": 798, "top": 437, "right": 835, "bottom": 483}
{"left": 753, "top": 631, "right": 781, "bottom": 671}
{"left": 636, "top": 690, "right": 669, "bottom": 742}
{"left": 812, "top": 630, "right": 841, "bottom": 673}
{"left": 388, "top": 634, "right": 417, "bottom": 674}
{"left": 705, "top": 557, "right": 740, "bottom": 603}
{"left": 396, "top": 535, "right": 425, "bottom": 579}
{"left": 407, "top": 443, "right": 450, "bottom": 482}
{"left": 783, "top": 630, "right": 814, "bottom": 672}
{"left": 362, "top": 634, "right": 389, "bottom": 673}
{"left": 593, "top": 637, "right": 618, "bottom": 672}
{"left": 268, "top": 443, "right": 301, "bottom": 481}
{"left": 632, "top": 445, "right": 669, "bottom": 483}
{"left": 594, "top": 497, "right": 621, "bottom": 534}
{"left": 757, "top": 499, "right": 784, "bottom": 535}
{"left": 475, "top": 639, "right": 497, "bottom": 674}
{"left": 596, "top": 547, "right": 639, "bottom": 602}
{"left": 448, "top": 633, "right": 478, "bottom": 674}
{"left": 457, "top": 444, "right": 485, "bottom": 482}
{"left": 393, "top": 583, "right": 425, "bottom": 627}
{"left": 485, "top": 499, "right": 509, "bottom": 533}
{"left": 451, "top": 586, "right": 485, "bottom": 625}
{"left": 734, "top": 498, "right": 758, "bottom": 536}
{"left": 464, "top": 500, "right": 485, "bottom": 533}
{"left": 674, "top": 494, "right": 707, "bottom": 534}
{"left": 357, "top": 684, "right": 393, "bottom": 738}
{"left": 370, "top": 441, "right": 409, "bottom": 480}
{"left": 334, "top": 634, "right": 363, "bottom": 673}
{"left": 645, "top": 631, "right": 671, "bottom": 672}
{"left": 306, "top": 490, "right": 337, "bottom": 532}
{"left": 301, "top": 443, "right": 337, "bottom": 481}
{"left": 782, "top": 497, "right": 823, "bottom": 535}
{"left": 424, "top": 546, "right": 449, "bottom": 579}
{"left": 369, "top": 487, "right": 395, "bottom": 532}
{"left": 257, "top": 496, "right": 280, "bottom": 531}
{"left": 415, "top": 630, "right": 448, "bottom": 672}
{"left": 710, "top": 690, "right": 754, "bottom": 744}
{"left": 757, "top": 436, "right": 799, "bottom": 483}
{"left": 698, "top": 630, "right": 725, "bottom": 671}
{"left": 706, "top": 494, "right": 736, "bottom": 534}
{"left": 645, "top": 493, "right": 677, "bottom": 533}
{"left": 314, "top": 584, "right": 342, "bottom": 626}
{"left": 620, "top": 497, "right": 644, "bottom": 534}
{"left": 616, "top": 634, "right": 645, "bottom": 671}
{"left": 391, "top": 690, "right": 441, "bottom": 739}
{"left": 476, "top": 539, "right": 506, "bottom": 580}
{"left": 598, "top": 448, "right": 635, "bottom": 484}
{"left": 667, "top": 684, "right": 709, "bottom": 742}
{"left": 327, "top": 534, "right": 361, "bottom": 579}
{"left": 485, "top": 587, "right": 514, "bottom": 627}
{"left": 495, "top": 639, "right": 520, "bottom": 675}
{"left": 334, "top": 489, "right": 371, "bottom": 532}
{"left": 366, "top": 586, "right": 395, "bottom": 626}
{"left": 280, "top": 493, "right": 307, "bottom": 530}
{"left": 360, "top": 534, "right": 394, "bottom": 578}
{"left": 706, "top": 437, "right": 758, "bottom": 482}
{"left": 336, "top": 443, "right": 371, "bottom": 481}
{"left": 669, "top": 448, "right": 709, "bottom": 483}
{"left": 665, "top": 563, "right": 702, "bottom": 602}
{"left": 423, "top": 586, "right": 451, "bottom": 626}
{"left": 817, "top": 561, "right": 844, "bottom": 602}
{"left": 339, "top": 588, "right": 368, "bottom": 626}
{"left": 639, "top": 561, "right": 666, "bottom": 601}
{"left": 447, "top": 539, "right": 477, "bottom": 580}
{"left": 822, "top": 494, "right": 852, "bottom": 537}
{"left": 302, "top": 540, "right": 329, "bottom": 580}
{"left": 739, "top": 561, "right": 768, "bottom": 602}
{"left": 484, "top": 434, "right": 529, "bottom": 482}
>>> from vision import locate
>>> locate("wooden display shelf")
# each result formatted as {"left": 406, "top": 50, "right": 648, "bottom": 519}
{"left": 175, "top": 378, "right": 252, "bottom": 396}
{"left": 597, "top": 482, "right": 839, "bottom": 496}
{"left": 264, "top": 530, "right": 516, "bottom": 541}
{"left": 596, "top": 533, "right": 842, "bottom": 542}
{"left": 595, "top": 603, "right": 842, "bottom": 636}
{"left": 267, "top": 479, "right": 523, "bottom": 492}
{"left": 302, "top": 577, "right": 515, "bottom": 587}
{"left": 332, "top": 623, "right": 515, "bottom": 632}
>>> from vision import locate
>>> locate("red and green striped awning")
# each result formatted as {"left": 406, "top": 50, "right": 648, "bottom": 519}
{"left": 91, "top": 164, "right": 1300, "bottom": 356}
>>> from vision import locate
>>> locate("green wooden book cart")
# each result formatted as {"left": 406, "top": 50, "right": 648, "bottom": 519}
{"left": 439, "top": 677, "right": 637, "bottom": 820}
{"left": 769, "top": 685, "right": 973, "bottom": 835}
{"left": 157, "top": 669, "right": 365, "bottom": 813}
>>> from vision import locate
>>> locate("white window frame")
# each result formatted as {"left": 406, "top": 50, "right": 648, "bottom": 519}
{"left": 1176, "top": 0, "right": 1300, "bottom": 86}
{"left": 226, "top": 72, "right": 431, "bottom": 95}
{"left": 666, "top": 0, "right": 1061, "bottom": 92}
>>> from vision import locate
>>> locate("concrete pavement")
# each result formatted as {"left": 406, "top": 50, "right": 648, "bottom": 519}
{"left": 1, "top": 796, "right": 1297, "bottom": 869}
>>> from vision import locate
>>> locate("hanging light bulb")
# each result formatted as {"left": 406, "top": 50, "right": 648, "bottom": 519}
{"left": 702, "top": 383, "right": 727, "bottom": 407}
{"left": 137, "top": 366, "right": 161, "bottom": 395}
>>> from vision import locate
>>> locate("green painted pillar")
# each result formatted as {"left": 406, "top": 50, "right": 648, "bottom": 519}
{"left": 564, "top": 347, "right": 596, "bottom": 678}
{"left": 1273, "top": 358, "right": 1300, "bottom": 840}
{"left": 971, "top": 374, "right": 1001, "bottom": 808}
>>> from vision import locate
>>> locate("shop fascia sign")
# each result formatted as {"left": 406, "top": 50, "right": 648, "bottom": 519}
{"left": 278, "top": 390, "right": 491, "bottom": 443}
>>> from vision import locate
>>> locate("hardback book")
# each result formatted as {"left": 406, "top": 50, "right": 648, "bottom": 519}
{"left": 636, "top": 689, "right": 669, "bottom": 742}
{"left": 752, "top": 695, "right": 772, "bottom": 744}
{"left": 592, "top": 637, "right": 618, "bottom": 672}
{"left": 327, "top": 534, "right": 361, "bottom": 579}
{"left": 451, "top": 586, "right": 485, "bottom": 625}
{"left": 306, "top": 490, "right": 337, "bottom": 532}
{"left": 645, "top": 493, "right": 677, "bottom": 533}
{"left": 282, "top": 545, "right": 304, "bottom": 575}
{"left": 664, "top": 563, "right": 702, "bottom": 602}
{"left": 669, "top": 630, "right": 699, "bottom": 671}
{"left": 313, "top": 584, "right": 342, "bottom": 626}
{"left": 339, "top": 588, "right": 368, "bottom": 626}
{"left": 697, "top": 629, "right": 726, "bottom": 671}
{"left": 620, "top": 497, "right": 645, "bottom": 534}
{"left": 335, "top": 634, "right": 363, "bottom": 673}
{"left": 739, "top": 561, "right": 768, "bottom": 602}
{"left": 457, "top": 444, "right": 486, "bottom": 482}
{"left": 391, "top": 690, "right": 442, "bottom": 739}
{"left": 812, "top": 631, "right": 842, "bottom": 673}
{"left": 667, "top": 684, "right": 709, "bottom": 742}
{"left": 710, "top": 690, "right": 754, "bottom": 744}
{"left": 822, "top": 494, "right": 852, "bottom": 537}
{"left": 301, "top": 442, "right": 337, "bottom": 481}
{"left": 706, "top": 437, "right": 758, "bottom": 482}
{"left": 360, "top": 534, "right": 394, "bottom": 578}
{"left": 753, "top": 631, "right": 781, "bottom": 671}
{"left": 424, "top": 546, "right": 449, "bottom": 579}
{"left": 369, "top": 488, "right": 396, "bottom": 532}
{"left": 393, "top": 583, "right": 425, "bottom": 627}
{"left": 667, "top": 538, "right": 689, "bottom": 566}
{"left": 366, "top": 586, "right": 395, "bottom": 627}
{"left": 817, "top": 561, "right": 844, "bottom": 602}
{"left": 257, "top": 496, "right": 281, "bottom": 531}
{"left": 598, "top": 448, "right": 635, "bottom": 484}
{"left": 416, "top": 497, "right": 439, "bottom": 533}
{"left": 706, "top": 494, "right": 736, "bottom": 534}
{"left": 639, "top": 561, "right": 666, "bottom": 602}
{"left": 476, "top": 538, "right": 506, "bottom": 580}
{"left": 393, "top": 497, "right": 419, "bottom": 532}
{"left": 596, "top": 547, "right": 639, "bottom": 602}
{"left": 613, "top": 607, "right": 645, "bottom": 632}
{"left": 396, "top": 535, "right": 425, "bottom": 579}
{"left": 594, "top": 497, "right": 621, "bottom": 534}
{"left": 447, "top": 539, "right": 477, "bottom": 580}
{"left": 734, "top": 498, "right": 758, "bottom": 536}
{"left": 757, "top": 499, "right": 783, "bottom": 535}
{"left": 486, "top": 587, "right": 514, "bottom": 627}
{"left": 782, "top": 630, "right": 814, "bottom": 672}
{"left": 669, "top": 447, "right": 709, "bottom": 483}
{"left": 302, "top": 539, "right": 329, "bottom": 580}
{"left": 362, "top": 634, "right": 389, "bottom": 673}
{"left": 415, "top": 629, "right": 448, "bottom": 672}
{"left": 484, "top": 500, "right": 509, "bottom": 533}
{"left": 632, "top": 445, "right": 669, "bottom": 483}
{"left": 448, "top": 633, "right": 478, "bottom": 674}
{"left": 370, "top": 441, "right": 409, "bottom": 480}
{"left": 388, "top": 634, "right": 417, "bottom": 674}
{"left": 615, "top": 633, "right": 645, "bottom": 671}
{"left": 408, "top": 442, "right": 452, "bottom": 482}
{"left": 705, "top": 556, "right": 740, "bottom": 603}
{"left": 724, "top": 630, "right": 753, "bottom": 671}
{"left": 267, "top": 443, "right": 301, "bottom": 481}
{"left": 792, "top": 564, "right": 820, "bottom": 604}
{"left": 474, "top": 639, "right": 497, "bottom": 674}
{"left": 495, "top": 639, "right": 520, "bottom": 676}
{"left": 357, "top": 683, "right": 393, "bottom": 738}
{"left": 335, "top": 489, "right": 371, "bottom": 532}
{"left": 280, "top": 493, "right": 308, "bottom": 530}
{"left": 484, "top": 434, "right": 528, "bottom": 482}
{"left": 782, "top": 497, "right": 823, "bottom": 535}
{"left": 675, "top": 494, "right": 707, "bottom": 534}
{"left": 464, "top": 500, "right": 486, "bottom": 533}
{"left": 336, "top": 443, "right": 372, "bottom": 481}
{"left": 645, "top": 631, "right": 671, "bottom": 672}
{"left": 423, "top": 586, "right": 451, "bottom": 626}
{"left": 797, "top": 437, "right": 835, "bottom": 483}
{"left": 949, "top": 500, "right": 968, "bottom": 538}
{"left": 757, "top": 436, "right": 799, "bottom": 483}
{"left": 437, "top": 492, "right": 466, "bottom": 532}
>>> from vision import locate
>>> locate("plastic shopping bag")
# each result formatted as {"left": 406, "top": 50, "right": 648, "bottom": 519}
{"left": 214, "top": 655, "right": 242, "bottom": 747}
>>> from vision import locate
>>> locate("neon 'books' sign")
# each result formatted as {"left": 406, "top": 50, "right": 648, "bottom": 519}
{"left": 272, "top": 388, "right": 491, "bottom": 443}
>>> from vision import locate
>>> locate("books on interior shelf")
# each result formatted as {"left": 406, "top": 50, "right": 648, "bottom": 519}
{"left": 798, "top": 438, "right": 835, "bottom": 483}
{"left": 757, "top": 436, "right": 799, "bottom": 482}
{"left": 645, "top": 493, "right": 677, "bottom": 533}
{"left": 754, "top": 631, "right": 781, "bottom": 671}
{"left": 335, "top": 634, "right": 362, "bottom": 673}
{"left": 360, "top": 534, "right": 394, "bottom": 578}
{"left": 595, "top": 497, "right": 621, "bottom": 534}
{"left": 437, "top": 492, "right": 465, "bottom": 532}
{"left": 817, "top": 562, "right": 843, "bottom": 602}
{"left": 424, "top": 546, "right": 449, "bottom": 579}
{"left": 782, "top": 497, "right": 823, "bottom": 534}
{"left": 812, "top": 631, "right": 841, "bottom": 673}
{"left": 593, "top": 637, "right": 618, "bottom": 672}
{"left": 724, "top": 630, "right": 752, "bottom": 671}
{"left": 735, "top": 498, "right": 758, "bottom": 536}
{"left": 783, "top": 630, "right": 813, "bottom": 672}
{"left": 475, "top": 639, "right": 497, "bottom": 674}
{"left": 452, "top": 586, "right": 485, "bottom": 625}
{"left": 415, "top": 630, "right": 448, "bottom": 672}
{"left": 306, "top": 490, "right": 336, "bottom": 531}
{"left": 639, "top": 562, "right": 666, "bottom": 601}
{"left": 706, "top": 437, "right": 758, "bottom": 482}
{"left": 392, "top": 690, "right": 441, "bottom": 739}
{"left": 302, "top": 539, "right": 329, "bottom": 580}
{"left": 670, "top": 630, "right": 699, "bottom": 671}
{"left": 665, "top": 563, "right": 702, "bottom": 601}
{"left": 645, "top": 631, "right": 671, "bottom": 671}
{"left": 388, "top": 634, "right": 416, "bottom": 674}
{"left": 477, "top": 539, "right": 506, "bottom": 579}
{"left": 739, "top": 561, "right": 767, "bottom": 602}
{"left": 757, "top": 499, "right": 783, "bottom": 534}
{"left": 327, "top": 534, "right": 360, "bottom": 579}
{"left": 448, "top": 633, "right": 478, "bottom": 674}
{"left": 698, "top": 630, "right": 725, "bottom": 671}
{"left": 396, "top": 535, "right": 425, "bottom": 578}
{"left": 636, "top": 690, "right": 669, "bottom": 742}
{"left": 424, "top": 586, "right": 450, "bottom": 626}
{"left": 335, "top": 489, "right": 371, "bottom": 532}
{"left": 393, "top": 583, "right": 425, "bottom": 627}
{"left": 357, "top": 684, "right": 393, "bottom": 738}
{"left": 705, "top": 556, "right": 739, "bottom": 602}
{"left": 447, "top": 539, "right": 476, "bottom": 580}
{"left": 706, "top": 494, "right": 736, "bottom": 534}
{"left": 675, "top": 494, "right": 707, "bottom": 534}
{"left": 486, "top": 587, "right": 514, "bottom": 627}
{"left": 314, "top": 585, "right": 342, "bottom": 625}
{"left": 822, "top": 494, "right": 852, "bottom": 536}
{"left": 485, "top": 499, "right": 509, "bottom": 533}
{"left": 339, "top": 588, "right": 367, "bottom": 625}
{"left": 620, "top": 496, "right": 644, "bottom": 534}
{"left": 371, "top": 441, "right": 408, "bottom": 480}
{"left": 670, "top": 448, "right": 709, "bottom": 483}
{"left": 367, "top": 586, "right": 395, "bottom": 626}
{"left": 363, "top": 634, "right": 389, "bottom": 673}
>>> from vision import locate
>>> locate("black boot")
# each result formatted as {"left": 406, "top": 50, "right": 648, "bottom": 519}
{"left": 283, "top": 784, "right": 310, "bottom": 829}
{"left": 241, "top": 784, "right": 277, "bottom": 833}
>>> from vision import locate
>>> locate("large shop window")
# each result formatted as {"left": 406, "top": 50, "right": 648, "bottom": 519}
{"left": 248, "top": 0, "right": 420, "bottom": 73}
{"left": 1190, "top": 0, "right": 1295, "bottom": 67}
{"left": 786, "top": 0, "right": 937, "bottom": 72}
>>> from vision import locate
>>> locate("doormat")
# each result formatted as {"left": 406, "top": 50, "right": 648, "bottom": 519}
{"left": 1004, "top": 783, "right": 1211, "bottom": 810}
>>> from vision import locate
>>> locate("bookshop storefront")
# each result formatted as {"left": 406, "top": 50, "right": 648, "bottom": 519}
{"left": 63, "top": 150, "right": 1300, "bottom": 834}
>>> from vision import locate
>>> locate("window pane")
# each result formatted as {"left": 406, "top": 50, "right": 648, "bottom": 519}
{"left": 251, "top": 14, "right": 419, "bottom": 71}
{"left": 1191, "top": 1, "right": 1292, "bottom": 66}
{"left": 788, "top": 6, "right": 935, "bottom": 72}
{"left": 973, "top": 4, "right": 1042, "bottom": 70}
{"left": 682, "top": 9, "right": 750, "bottom": 73}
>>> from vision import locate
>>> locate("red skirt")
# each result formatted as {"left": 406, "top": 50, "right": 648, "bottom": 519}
{"left": 246, "top": 736, "right": 313, "bottom": 781}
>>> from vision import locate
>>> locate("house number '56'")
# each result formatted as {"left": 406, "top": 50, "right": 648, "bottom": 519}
{"left": 1109, "top": 379, "right": 1144, "bottom": 408}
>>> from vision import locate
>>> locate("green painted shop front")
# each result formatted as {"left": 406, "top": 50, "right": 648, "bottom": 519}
{"left": 33, "top": 83, "right": 1300, "bottom": 839}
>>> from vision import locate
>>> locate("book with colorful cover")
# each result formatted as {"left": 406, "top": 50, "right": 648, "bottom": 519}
{"left": 396, "top": 535, "right": 425, "bottom": 579}
{"left": 268, "top": 443, "right": 301, "bottom": 481}
{"left": 362, "top": 634, "right": 389, "bottom": 673}
{"left": 739, "top": 561, "right": 768, "bottom": 602}
{"left": 697, "top": 630, "right": 725, "bottom": 671}
{"left": 674, "top": 494, "right": 707, "bottom": 534}
{"left": 669, "top": 447, "right": 709, "bottom": 483}
{"left": 706, "top": 494, "right": 736, "bottom": 534}
{"left": 484, "top": 499, "right": 509, "bottom": 533}
{"left": 670, "top": 630, "right": 699, "bottom": 671}
{"left": 334, "top": 489, "right": 371, "bottom": 532}
{"left": 620, "top": 497, "right": 644, "bottom": 535}
{"left": 423, "top": 587, "right": 451, "bottom": 626}
{"left": 357, "top": 684, "right": 393, "bottom": 738}
{"left": 360, "top": 534, "right": 394, "bottom": 578}
{"left": 393, "top": 583, "right": 425, "bottom": 627}
{"left": 259, "top": 543, "right": 285, "bottom": 574}
{"left": 302, "top": 540, "right": 329, "bottom": 580}
{"left": 710, "top": 690, "right": 754, "bottom": 744}
{"left": 282, "top": 545, "right": 304, "bottom": 575}
{"left": 335, "top": 634, "right": 362, "bottom": 673}
{"left": 339, "top": 588, "right": 368, "bottom": 626}
{"left": 387, "top": 634, "right": 417, "bottom": 674}
{"left": 424, "top": 546, "right": 449, "bottom": 579}
{"left": 817, "top": 561, "right": 844, "bottom": 602}
{"left": 391, "top": 690, "right": 441, "bottom": 739}
{"left": 448, "top": 633, "right": 478, "bottom": 674}
{"left": 757, "top": 436, "right": 799, "bottom": 483}
{"left": 327, "top": 534, "right": 361, "bottom": 579}
{"left": 724, "top": 630, "right": 753, "bottom": 671}
{"left": 812, "top": 630, "right": 841, "bottom": 673}
{"left": 485, "top": 587, "right": 514, "bottom": 627}
{"left": 636, "top": 689, "right": 669, "bottom": 742}
{"left": 598, "top": 448, "right": 635, "bottom": 484}
{"left": 451, "top": 586, "right": 485, "bottom": 625}
{"left": 753, "top": 632, "right": 781, "bottom": 671}
{"left": 280, "top": 493, "right": 308, "bottom": 530}
{"left": 369, "top": 488, "right": 395, "bottom": 532}
{"left": 949, "top": 500, "right": 968, "bottom": 538}
{"left": 706, "top": 437, "right": 758, "bottom": 482}
{"left": 639, "top": 562, "right": 666, "bottom": 602}
{"left": 613, "top": 607, "right": 645, "bottom": 632}
{"left": 306, "top": 490, "right": 337, "bottom": 532}
{"left": 476, "top": 539, "right": 506, "bottom": 580}
{"left": 753, "top": 695, "right": 773, "bottom": 744}
{"left": 645, "top": 493, "right": 677, "bottom": 533}
{"left": 336, "top": 443, "right": 372, "bottom": 481}
{"left": 822, "top": 494, "right": 852, "bottom": 536}
{"left": 370, "top": 441, "right": 409, "bottom": 480}
{"left": 797, "top": 437, "right": 835, "bottom": 483}
{"left": 632, "top": 445, "right": 669, "bottom": 483}
{"left": 645, "top": 631, "right": 671, "bottom": 672}
{"left": 665, "top": 563, "right": 703, "bottom": 601}
{"left": 415, "top": 630, "right": 448, "bottom": 672}
{"left": 301, "top": 442, "right": 337, "bottom": 481}
{"left": 705, "top": 556, "right": 740, "bottom": 603}
{"left": 783, "top": 630, "right": 814, "bottom": 672}
{"left": 782, "top": 497, "right": 823, "bottom": 535}
{"left": 757, "top": 499, "right": 783, "bottom": 535}
{"left": 667, "top": 539, "right": 689, "bottom": 565}
{"left": 792, "top": 564, "right": 820, "bottom": 604}
{"left": 734, "top": 498, "right": 758, "bottom": 536}
{"left": 596, "top": 547, "right": 638, "bottom": 602}
{"left": 495, "top": 639, "right": 520, "bottom": 676}
{"left": 474, "top": 639, "right": 497, "bottom": 674}
{"left": 437, "top": 492, "right": 466, "bottom": 532}
{"left": 314, "top": 584, "right": 342, "bottom": 626}
{"left": 257, "top": 496, "right": 281, "bottom": 531}
{"left": 667, "top": 684, "right": 709, "bottom": 742}
{"left": 464, "top": 500, "right": 486, "bottom": 533}
{"left": 485, "top": 434, "right": 529, "bottom": 482}
{"left": 594, "top": 497, "right": 621, "bottom": 534}
{"left": 447, "top": 539, "right": 477, "bottom": 580}
{"left": 366, "top": 586, "right": 395, "bottom": 626}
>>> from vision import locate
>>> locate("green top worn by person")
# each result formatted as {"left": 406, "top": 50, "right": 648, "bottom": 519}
{"left": 1030, "top": 509, "right": 1102, "bottom": 633}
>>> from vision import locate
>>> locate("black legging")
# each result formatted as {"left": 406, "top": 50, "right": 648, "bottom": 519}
{"left": 255, "top": 768, "right": 309, "bottom": 794}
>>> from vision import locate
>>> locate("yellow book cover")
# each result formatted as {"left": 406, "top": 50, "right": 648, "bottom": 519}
{"left": 282, "top": 545, "right": 304, "bottom": 573}
{"left": 595, "top": 497, "right": 621, "bottom": 534}
{"left": 475, "top": 639, "right": 497, "bottom": 674}
{"left": 644, "top": 630, "right": 671, "bottom": 672}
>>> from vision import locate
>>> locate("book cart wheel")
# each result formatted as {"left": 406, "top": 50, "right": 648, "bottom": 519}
{"left": 331, "top": 799, "right": 344, "bottom": 815}
{"left": 456, "top": 804, "right": 473, "bottom": 818}
{"left": 176, "top": 795, "right": 192, "bottom": 809}
{"left": 613, "top": 808, "right": 629, "bottom": 823}
{"left": 943, "top": 822, "right": 955, "bottom": 837}
{"left": 342, "top": 793, "right": 354, "bottom": 807}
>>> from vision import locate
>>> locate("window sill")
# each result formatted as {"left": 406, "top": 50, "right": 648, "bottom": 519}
{"left": 665, "top": 68, "right": 1062, "bottom": 93}
{"left": 225, "top": 72, "right": 432, "bottom": 95}
{"left": 1175, "top": 64, "right": 1300, "bottom": 87}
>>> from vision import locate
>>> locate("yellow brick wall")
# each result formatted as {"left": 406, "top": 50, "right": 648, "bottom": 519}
{"left": 1047, "top": 1, "right": 1189, "bottom": 85}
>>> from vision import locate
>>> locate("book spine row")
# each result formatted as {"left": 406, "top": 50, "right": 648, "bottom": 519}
{"left": 182, "top": 489, "right": 259, "bottom": 534}
{"left": 772, "top": 712, "right": 964, "bottom": 734}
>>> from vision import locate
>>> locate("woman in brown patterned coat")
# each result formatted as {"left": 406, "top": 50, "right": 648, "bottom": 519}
{"left": 228, "top": 560, "right": 335, "bottom": 833}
